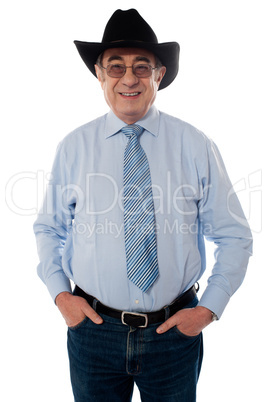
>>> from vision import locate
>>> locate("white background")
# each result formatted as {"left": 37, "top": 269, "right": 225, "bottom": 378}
{"left": 1, "top": 0, "right": 266, "bottom": 401}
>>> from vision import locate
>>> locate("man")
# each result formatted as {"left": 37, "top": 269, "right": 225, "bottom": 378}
{"left": 34, "top": 9, "right": 252, "bottom": 402}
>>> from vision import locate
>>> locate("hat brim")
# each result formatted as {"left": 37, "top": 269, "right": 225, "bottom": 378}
{"left": 74, "top": 40, "right": 180, "bottom": 90}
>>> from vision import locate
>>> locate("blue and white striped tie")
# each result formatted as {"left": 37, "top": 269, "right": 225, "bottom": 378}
{"left": 122, "top": 124, "right": 159, "bottom": 292}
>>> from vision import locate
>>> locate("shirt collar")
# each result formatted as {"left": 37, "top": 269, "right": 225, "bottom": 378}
{"left": 104, "top": 105, "right": 160, "bottom": 139}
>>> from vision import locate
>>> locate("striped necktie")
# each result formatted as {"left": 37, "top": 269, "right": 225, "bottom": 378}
{"left": 122, "top": 124, "right": 159, "bottom": 292}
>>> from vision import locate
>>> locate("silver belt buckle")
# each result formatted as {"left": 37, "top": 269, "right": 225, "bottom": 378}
{"left": 121, "top": 311, "right": 148, "bottom": 328}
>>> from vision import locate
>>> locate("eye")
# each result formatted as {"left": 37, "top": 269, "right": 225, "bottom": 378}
{"left": 134, "top": 64, "right": 151, "bottom": 77}
{"left": 110, "top": 64, "right": 125, "bottom": 73}
{"left": 135, "top": 64, "right": 150, "bottom": 72}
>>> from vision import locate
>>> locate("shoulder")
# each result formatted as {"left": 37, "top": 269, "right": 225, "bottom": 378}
{"left": 158, "top": 110, "right": 210, "bottom": 148}
{"left": 55, "top": 114, "right": 107, "bottom": 157}
{"left": 64, "top": 114, "right": 107, "bottom": 144}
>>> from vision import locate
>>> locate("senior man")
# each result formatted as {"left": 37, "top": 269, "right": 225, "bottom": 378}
{"left": 34, "top": 9, "right": 252, "bottom": 402}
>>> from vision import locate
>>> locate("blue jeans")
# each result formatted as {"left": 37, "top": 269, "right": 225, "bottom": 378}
{"left": 67, "top": 296, "right": 203, "bottom": 402}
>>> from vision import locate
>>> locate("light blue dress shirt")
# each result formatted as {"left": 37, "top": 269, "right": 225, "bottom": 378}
{"left": 33, "top": 105, "right": 252, "bottom": 318}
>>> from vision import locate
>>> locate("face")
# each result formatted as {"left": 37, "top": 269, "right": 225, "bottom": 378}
{"left": 95, "top": 48, "right": 166, "bottom": 124}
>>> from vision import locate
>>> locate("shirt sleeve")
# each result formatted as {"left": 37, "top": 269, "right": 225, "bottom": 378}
{"left": 197, "top": 137, "right": 253, "bottom": 318}
{"left": 33, "top": 142, "right": 73, "bottom": 302}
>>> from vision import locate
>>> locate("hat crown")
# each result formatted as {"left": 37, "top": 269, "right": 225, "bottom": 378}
{"left": 102, "top": 9, "right": 158, "bottom": 44}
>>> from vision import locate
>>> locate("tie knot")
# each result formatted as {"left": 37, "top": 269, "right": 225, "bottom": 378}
{"left": 121, "top": 124, "right": 144, "bottom": 139}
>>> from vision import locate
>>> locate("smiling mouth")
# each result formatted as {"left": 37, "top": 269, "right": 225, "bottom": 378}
{"left": 120, "top": 92, "right": 141, "bottom": 97}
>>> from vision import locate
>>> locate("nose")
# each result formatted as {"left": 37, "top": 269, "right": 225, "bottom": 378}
{"left": 120, "top": 67, "right": 139, "bottom": 87}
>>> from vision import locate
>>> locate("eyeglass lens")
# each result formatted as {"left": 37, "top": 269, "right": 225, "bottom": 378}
{"left": 107, "top": 64, "right": 153, "bottom": 78}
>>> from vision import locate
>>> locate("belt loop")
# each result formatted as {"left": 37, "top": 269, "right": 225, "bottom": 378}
{"left": 93, "top": 298, "right": 98, "bottom": 311}
{"left": 164, "top": 306, "right": 170, "bottom": 320}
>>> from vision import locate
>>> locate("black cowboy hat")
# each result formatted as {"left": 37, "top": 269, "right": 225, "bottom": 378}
{"left": 74, "top": 9, "right": 180, "bottom": 90}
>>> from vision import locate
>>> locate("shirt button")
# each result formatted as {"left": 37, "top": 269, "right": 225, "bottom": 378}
{"left": 135, "top": 299, "right": 139, "bottom": 304}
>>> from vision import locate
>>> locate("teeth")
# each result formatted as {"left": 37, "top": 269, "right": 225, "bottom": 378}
{"left": 121, "top": 92, "right": 139, "bottom": 97}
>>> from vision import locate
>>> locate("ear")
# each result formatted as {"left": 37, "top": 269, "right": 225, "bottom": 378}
{"left": 95, "top": 64, "right": 104, "bottom": 89}
{"left": 156, "top": 66, "right": 166, "bottom": 88}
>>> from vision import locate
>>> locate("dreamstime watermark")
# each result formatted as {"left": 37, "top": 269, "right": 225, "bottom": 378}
{"left": 5, "top": 169, "right": 263, "bottom": 233}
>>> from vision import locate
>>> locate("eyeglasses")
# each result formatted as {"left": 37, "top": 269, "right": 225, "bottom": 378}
{"left": 100, "top": 63, "right": 158, "bottom": 78}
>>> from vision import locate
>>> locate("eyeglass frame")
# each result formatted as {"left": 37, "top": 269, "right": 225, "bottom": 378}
{"left": 99, "top": 63, "right": 159, "bottom": 78}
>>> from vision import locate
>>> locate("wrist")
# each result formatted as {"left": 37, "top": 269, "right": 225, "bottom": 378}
{"left": 194, "top": 306, "right": 217, "bottom": 325}
{"left": 55, "top": 291, "right": 72, "bottom": 307}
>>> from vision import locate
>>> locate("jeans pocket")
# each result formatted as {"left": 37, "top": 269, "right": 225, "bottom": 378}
{"left": 68, "top": 316, "right": 89, "bottom": 331}
{"left": 173, "top": 326, "right": 201, "bottom": 340}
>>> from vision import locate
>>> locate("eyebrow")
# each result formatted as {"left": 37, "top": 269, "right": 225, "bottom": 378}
{"left": 107, "top": 55, "right": 123, "bottom": 63}
{"left": 107, "top": 55, "right": 152, "bottom": 64}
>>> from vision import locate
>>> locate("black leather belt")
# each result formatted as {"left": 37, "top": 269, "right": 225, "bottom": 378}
{"left": 74, "top": 283, "right": 199, "bottom": 328}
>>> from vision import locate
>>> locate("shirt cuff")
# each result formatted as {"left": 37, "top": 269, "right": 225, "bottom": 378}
{"left": 198, "top": 284, "right": 231, "bottom": 319}
{"left": 45, "top": 272, "right": 72, "bottom": 303}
